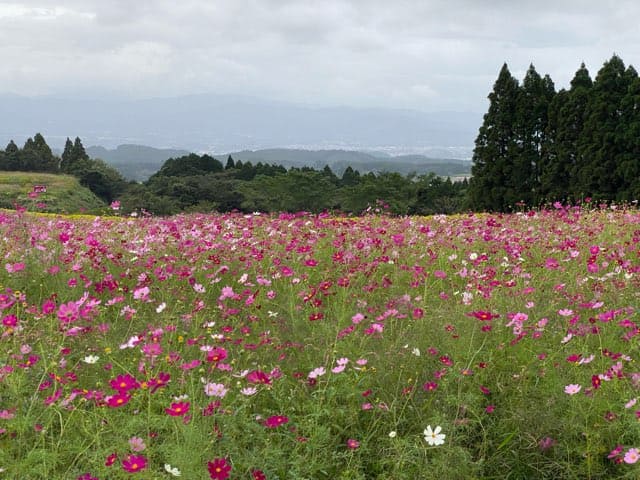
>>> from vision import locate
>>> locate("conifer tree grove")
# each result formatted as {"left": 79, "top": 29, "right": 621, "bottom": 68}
{"left": 470, "top": 55, "right": 640, "bottom": 211}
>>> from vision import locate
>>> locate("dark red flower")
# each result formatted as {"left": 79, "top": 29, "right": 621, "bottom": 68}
{"left": 264, "top": 415, "right": 289, "bottom": 428}
{"left": 76, "top": 473, "right": 98, "bottom": 480}
{"left": 423, "top": 382, "right": 438, "bottom": 392}
{"left": 252, "top": 469, "right": 266, "bottom": 480}
{"left": 207, "top": 458, "right": 231, "bottom": 480}
{"left": 467, "top": 310, "right": 499, "bottom": 321}
{"left": 105, "top": 452, "right": 117, "bottom": 467}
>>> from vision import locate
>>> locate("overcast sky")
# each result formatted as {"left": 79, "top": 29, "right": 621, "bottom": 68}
{"left": 1, "top": 0, "right": 639, "bottom": 113}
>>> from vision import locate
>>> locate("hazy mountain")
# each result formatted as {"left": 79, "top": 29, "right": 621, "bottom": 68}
{"left": 0, "top": 93, "right": 480, "bottom": 156}
{"left": 86, "top": 144, "right": 190, "bottom": 181}
{"left": 84, "top": 144, "right": 471, "bottom": 181}
{"left": 223, "top": 148, "right": 471, "bottom": 177}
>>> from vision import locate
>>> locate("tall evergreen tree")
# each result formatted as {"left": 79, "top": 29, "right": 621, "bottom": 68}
{"left": 514, "top": 65, "right": 555, "bottom": 205}
{"left": 341, "top": 166, "right": 361, "bottom": 186}
{"left": 21, "top": 133, "right": 58, "bottom": 172}
{"left": 615, "top": 68, "right": 640, "bottom": 200}
{"left": 4, "top": 140, "right": 20, "bottom": 171}
{"left": 469, "top": 63, "right": 520, "bottom": 211}
{"left": 73, "top": 137, "right": 89, "bottom": 160}
{"left": 576, "top": 55, "right": 634, "bottom": 200}
{"left": 540, "top": 63, "right": 593, "bottom": 202}
{"left": 60, "top": 138, "right": 75, "bottom": 172}
{"left": 61, "top": 137, "right": 90, "bottom": 173}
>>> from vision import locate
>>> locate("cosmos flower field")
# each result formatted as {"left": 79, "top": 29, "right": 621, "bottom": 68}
{"left": 2, "top": 205, "right": 640, "bottom": 479}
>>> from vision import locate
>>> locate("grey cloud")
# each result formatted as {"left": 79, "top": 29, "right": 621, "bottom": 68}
{"left": 0, "top": 0, "right": 639, "bottom": 112}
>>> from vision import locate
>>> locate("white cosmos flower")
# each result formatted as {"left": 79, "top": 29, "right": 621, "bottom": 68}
{"left": 82, "top": 355, "right": 99, "bottom": 364}
{"left": 424, "top": 425, "right": 446, "bottom": 446}
{"left": 164, "top": 463, "right": 181, "bottom": 476}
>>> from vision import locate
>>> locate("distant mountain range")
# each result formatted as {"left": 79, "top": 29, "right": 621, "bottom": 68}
{"left": 0, "top": 93, "right": 480, "bottom": 157}
{"left": 86, "top": 144, "right": 190, "bottom": 182}
{"left": 85, "top": 144, "right": 472, "bottom": 181}
{"left": 220, "top": 148, "right": 472, "bottom": 178}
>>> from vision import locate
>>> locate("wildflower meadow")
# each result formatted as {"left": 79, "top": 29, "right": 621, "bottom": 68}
{"left": 2, "top": 204, "right": 640, "bottom": 479}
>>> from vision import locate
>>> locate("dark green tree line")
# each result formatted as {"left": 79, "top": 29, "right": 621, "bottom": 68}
{"left": 125, "top": 152, "right": 468, "bottom": 215}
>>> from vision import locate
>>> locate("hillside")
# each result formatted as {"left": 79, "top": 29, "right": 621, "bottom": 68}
{"left": 0, "top": 172, "right": 107, "bottom": 213}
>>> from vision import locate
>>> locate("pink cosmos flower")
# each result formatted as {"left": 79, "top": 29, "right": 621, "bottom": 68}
{"left": 128, "top": 436, "right": 146, "bottom": 452}
{"left": 148, "top": 372, "right": 170, "bottom": 393}
{"left": 204, "top": 383, "right": 228, "bottom": 398}
{"left": 564, "top": 384, "right": 581, "bottom": 395}
{"left": 41, "top": 300, "right": 56, "bottom": 314}
{"left": 624, "top": 448, "right": 640, "bottom": 464}
{"left": 57, "top": 302, "right": 79, "bottom": 324}
{"left": 308, "top": 367, "right": 326, "bottom": 379}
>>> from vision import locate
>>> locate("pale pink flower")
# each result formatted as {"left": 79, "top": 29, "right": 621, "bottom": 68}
{"left": 564, "top": 384, "right": 581, "bottom": 395}
{"left": 308, "top": 367, "right": 326, "bottom": 379}
{"left": 128, "top": 436, "right": 146, "bottom": 452}
{"left": 204, "top": 383, "right": 228, "bottom": 398}
{"left": 624, "top": 448, "right": 640, "bottom": 464}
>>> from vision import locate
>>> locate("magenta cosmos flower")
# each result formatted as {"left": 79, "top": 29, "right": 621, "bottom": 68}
{"left": 110, "top": 374, "right": 140, "bottom": 393}
{"left": 206, "top": 347, "right": 228, "bottom": 363}
{"left": 165, "top": 401, "right": 190, "bottom": 417}
{"left": 346, "top": 438, "right": 360, "bottom": 449}
{"left": 122, "top": 454, "right": 147, "bottom": 473}
{"left": 106, "top": 392, "right": 131, "bottom": 408}
{"left": 246, "top": 369, "right": 271, "bottom": 385}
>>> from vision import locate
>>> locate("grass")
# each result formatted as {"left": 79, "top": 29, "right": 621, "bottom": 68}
{"left": 0, "top": 171, "right": 106, "bottom": 214}
{"left": 0, "top": 206, "right": 639, "bottom": 479}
